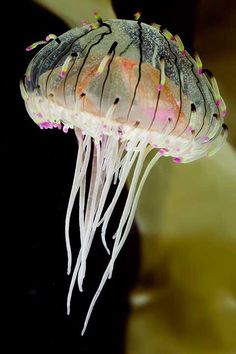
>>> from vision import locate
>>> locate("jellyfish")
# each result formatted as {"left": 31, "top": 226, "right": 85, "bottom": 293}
{"left": 20, "top": 14, "right": 227, "bottom": 335}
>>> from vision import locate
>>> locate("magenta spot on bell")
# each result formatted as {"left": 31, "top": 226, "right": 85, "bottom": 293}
{"left": 173, "top": 157, "right": 182, "bottom": 163}
{"left": 198, "top": 68, "right": 203, "bottom": 75}
{"left": 60, "top": 71, "right": 66, "bottom": 78}
{"left": 222, "top": 110, "right": 227, "bottom": 117}
{"left": 202, "top": 135, "right": 210, "bottom": 143}
{"left": 157, "top": 83, "right": 163, "bottom": 92}
{"left": 187, "top": 126, "right": 194, "bottom": 134}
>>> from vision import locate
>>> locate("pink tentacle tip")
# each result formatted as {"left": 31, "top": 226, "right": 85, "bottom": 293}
{"left": 216, "top": 99, "right": 221, "bottom": 107}
{"left": 38, "top": 120, "right": 50, "bottom": 129}
{"left": 202, "top": 135, "right": 209, "bottom": 143}
{"left": 173, "top": 157, "right": 182, "bottom": 164}
{"left": 159, "top": 147, "right": 169, "bottom": 155}
{"left": 63, "top": 126, "right": 69, "bottom": 133}
{"left": 82, "top": 19, "right": 87, "bottom": 26}
{"left": 45, "top": 34, "right": 56, "bottom": 42}
{"left": 26, "top": 46, "right": 33, "bottom": 52}
{"left": 181, "top": 50, "right": 186, "bottom": 57}
{"left": 221, "top": 110, "right": 227, "bottom": 117}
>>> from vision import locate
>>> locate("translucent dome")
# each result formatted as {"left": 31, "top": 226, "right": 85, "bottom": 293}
{"left": 21, "top": 18, "right": 227, "bottom": 163}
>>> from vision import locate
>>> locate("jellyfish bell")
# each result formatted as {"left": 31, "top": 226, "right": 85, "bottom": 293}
{"left": 20, "top": 16, "right": 227, "bottom": 334}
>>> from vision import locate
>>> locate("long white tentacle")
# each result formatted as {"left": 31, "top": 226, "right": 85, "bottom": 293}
{"left": 81, "top": 149, "right": 161, "bottom": 335}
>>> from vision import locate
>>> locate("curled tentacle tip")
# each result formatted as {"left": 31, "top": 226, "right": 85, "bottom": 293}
{"left": 25, "top": 40, "right": 47, "bottom": 51}
{"left": 46, "top": 34, "right": 57, "bottom": 41}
